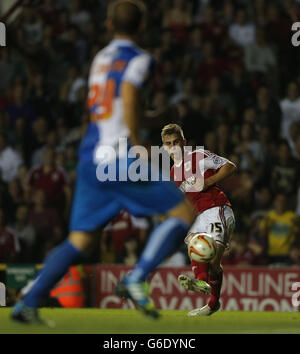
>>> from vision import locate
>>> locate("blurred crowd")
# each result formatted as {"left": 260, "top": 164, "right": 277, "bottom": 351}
{"left": 0, "top": 0, "right": 300, "bottom": 267}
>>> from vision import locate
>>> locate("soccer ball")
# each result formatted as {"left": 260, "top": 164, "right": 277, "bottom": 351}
{"left": 188, "top": 233, "right": 217, "bottom": 263}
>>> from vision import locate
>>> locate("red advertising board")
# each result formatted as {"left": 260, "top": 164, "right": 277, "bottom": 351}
{"left": 94, "top": 265, "right": 300, "bottom": 312}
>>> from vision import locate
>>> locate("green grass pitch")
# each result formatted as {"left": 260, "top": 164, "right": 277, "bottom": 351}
{"left": 1, "top": 308, "right": 300, "bottom": 334}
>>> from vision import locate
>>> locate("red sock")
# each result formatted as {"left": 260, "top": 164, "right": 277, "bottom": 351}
{"left": 208, "top": 268, "right": 223, "bottom": 309}
{"left": 191, "top": 260, "right": 209, "bottom": 282}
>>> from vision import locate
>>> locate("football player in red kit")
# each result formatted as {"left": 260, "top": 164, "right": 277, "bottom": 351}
{"left": 161, "top": 124, "right": 237, "bottom": 316}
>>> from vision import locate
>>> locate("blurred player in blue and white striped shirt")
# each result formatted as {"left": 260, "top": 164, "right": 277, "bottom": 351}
{"left": 12, "top": 0, "right": 195, "bottom": 322}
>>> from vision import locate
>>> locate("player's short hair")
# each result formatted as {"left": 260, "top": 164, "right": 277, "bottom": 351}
{"left": 107, "top": 0, "right": 146, "bottom": 35}
{"left": 161, "top": 124, "right": 185, "bottom": 141}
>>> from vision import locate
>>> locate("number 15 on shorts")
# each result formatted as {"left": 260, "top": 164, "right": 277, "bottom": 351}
{"left": 210, "top": 222, "right": 222, "bottom": 233}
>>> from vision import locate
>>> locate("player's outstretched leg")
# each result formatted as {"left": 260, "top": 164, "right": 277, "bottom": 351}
{"left": 11, "top": 233, "right": 89, "bottom": 324}
{"left": 187, "top": 246, "right": 224, "bottom": 317}
{"left": 187, "top": 268, "right": 222, "bottom": 316}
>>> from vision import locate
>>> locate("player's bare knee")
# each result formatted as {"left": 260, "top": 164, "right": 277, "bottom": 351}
{"left": 167, "top": 199, "right": 196, "bottom": 225}
{"left": 69, "top": 231, "right": 94, "bottom": 251}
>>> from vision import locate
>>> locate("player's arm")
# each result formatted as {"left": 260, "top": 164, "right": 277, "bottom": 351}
{"left": 121, "top": 81, "right": 141, "bottom": 146}
{"left": 184, "top": 154, "right": 237, "bottom": 193}
{"left": 204, "top": 161, "right": 237, "bottom": 190}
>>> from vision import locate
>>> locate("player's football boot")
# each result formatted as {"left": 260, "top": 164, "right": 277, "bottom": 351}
{"left": 11, "top": 300, "right": 43, "bottom": 324}
{"left": 115, "top": 278, "right": 160, "bottom": 319}
{"left": 187, "top": 302, "right": 221, "bottom": 317}
{"left": 178, "top": 274, "right": 211, "bottom": 295}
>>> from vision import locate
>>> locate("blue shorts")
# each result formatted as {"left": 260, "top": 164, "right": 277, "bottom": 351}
{"left": 69, "top": 159, "right": 184, "bottom": 232}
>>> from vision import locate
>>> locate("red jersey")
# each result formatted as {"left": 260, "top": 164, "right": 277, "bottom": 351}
{"left": 170, "top": 149, "right": 231, "bottom": 214}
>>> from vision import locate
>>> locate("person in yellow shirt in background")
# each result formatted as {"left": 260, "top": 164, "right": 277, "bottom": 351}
{"left": 260, "top": 193, "right": 299, "bottom": 265}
